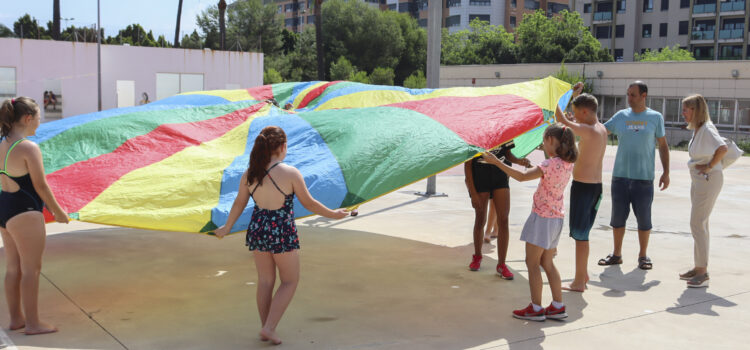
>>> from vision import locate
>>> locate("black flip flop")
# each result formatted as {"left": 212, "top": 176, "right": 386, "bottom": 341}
{"left": 638, "top": 256, "right": 653, "bottom": 270}
{"left": 597, "top": 254, "right": 623, "bottom": 266}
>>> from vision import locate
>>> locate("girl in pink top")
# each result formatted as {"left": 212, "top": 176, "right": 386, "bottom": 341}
{"left": 483, "top": 123, "right": 577, "bottom": 322}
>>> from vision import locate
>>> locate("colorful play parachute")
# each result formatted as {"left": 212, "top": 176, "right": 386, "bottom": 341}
{"left": 30, "top": 78, "right": 572, "bottom": 233}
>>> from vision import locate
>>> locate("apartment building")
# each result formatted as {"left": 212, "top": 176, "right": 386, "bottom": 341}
{"left": 574, "top": 0, "right": 749, "bottom": 61}
{"left": 267, "top": 0, "right": 570, "bottom": 33}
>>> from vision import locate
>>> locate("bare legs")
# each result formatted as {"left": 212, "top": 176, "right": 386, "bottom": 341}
{"left": 484, "top": 201, "right": 497, "bottom": 243}
{"left": 492, "top": 189, "right": 510, "bottom": 266}
{"left": 2, "top": 212, "right": 57, "bottom": 335}
{"left": 525, "top": 243, "right": 562, "bottom": 306}
{"left": 564, "top": 240, "right": 589, "bottom": 291}
{"left": 471, "top": 193, "right": 490, "bottom": 257}
{"left": 254, "top": 251, "right": 300, "bottom": 345}
{"left": 612, "top": 226, "right": 650, "bottom": 258}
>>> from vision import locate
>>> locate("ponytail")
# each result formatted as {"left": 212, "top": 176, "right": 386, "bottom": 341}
{"left": 544, "top": 123, "right": 578, "bottom": 163}
{"left": 0, "top": 97, "right": 40, "bottom": 138}
{"left": 247, "top": 126, "right": 287, "bottom": 186}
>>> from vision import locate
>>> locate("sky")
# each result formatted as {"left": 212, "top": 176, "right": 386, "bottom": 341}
{"left": 0, "top": 0, "right": 217, "bottom": 41}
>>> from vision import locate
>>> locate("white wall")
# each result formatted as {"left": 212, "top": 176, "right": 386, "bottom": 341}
{"left": 0, "top": 38, "right": 263, "bottom": 119}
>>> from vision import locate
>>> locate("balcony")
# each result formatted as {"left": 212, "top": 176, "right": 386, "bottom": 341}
{"left": 720, "top": 1, "right": 745, "bottom": 12}
{"left": 693, "top": 3, "right": 717, "bottom": 14}
{"left": 691, "top": 29, "right": 715, "bottom": 40}
{"left": 719, "top": 55, "right": 743, "bottom": 60}
{"left": 594, "top": 11, "right": 613, "bottom": 21}
{"left": 718, "top": 28, "right": 745, "bottom": 39}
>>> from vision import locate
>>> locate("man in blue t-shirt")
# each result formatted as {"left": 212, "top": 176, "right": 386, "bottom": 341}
{"left": 597, "top": 81, "right": 670, "bottom": 270}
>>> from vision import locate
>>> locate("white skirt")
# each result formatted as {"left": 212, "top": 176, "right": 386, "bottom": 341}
{"left": 520, "top": 211, "right": 564, "bottom": 250}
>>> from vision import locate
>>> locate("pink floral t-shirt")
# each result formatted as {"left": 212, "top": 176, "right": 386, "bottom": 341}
{"left": 533, "top": 157, "right": 574, "bottom": 218}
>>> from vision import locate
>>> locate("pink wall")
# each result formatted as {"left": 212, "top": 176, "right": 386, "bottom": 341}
{"left": 0, "top": 38, "right": 263, "bottom": 119}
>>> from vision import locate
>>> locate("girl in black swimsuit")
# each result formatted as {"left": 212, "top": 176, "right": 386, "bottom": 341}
{"left": 213, "top": 126, "right": 348, "bottom": 345}
{"left": 0, "top": 97, "right": 68, "bottom": 335}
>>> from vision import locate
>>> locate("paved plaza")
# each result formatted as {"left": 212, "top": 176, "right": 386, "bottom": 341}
{"left": 0, "top": 146, "right": 748, "bottom": 349}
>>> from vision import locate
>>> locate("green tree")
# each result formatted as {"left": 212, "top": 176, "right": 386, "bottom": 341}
{"left": 0, "top": 24, "right": 14, "bottom": 37}
{"left": 180, "top": 30, "right": 204, "bottom": 49}
{"left": 441, "top": 18, "right": 517, "bottom": 65}
{"left": 265, "top": 28, "right": 318, "bottom": 82}
{"left": 403, "top": 70, "right": 426, "bottom": 89}
{"left": 348, "top": 71, "right": 370, "bottom": 84}
{"left": 369, "top": 67, "right": 395, "bottom": 86}
{"left": 13, "top": 14, "right": 50, "bottom": 39}
{"left": 515, "top": 10, "right": 612, "bottom": 63}
{"left": 106, "top": 24, "right": 159, "bottom": 47}
{"left": 264, "top": 68, "right": 284, "bottom": 84}
{"left": 383, "top": 10, "right": 427, "bottom": 85}
{"left": 197, "top": 0, "right": 284, "bottom": 54}
{"left": 60, "top": 25, "right": 100, "bottom": 43}
{"left": 330, "top": 56, "right": 356, "bottom": 81}
{"left": 551, "top": 62, "right": 593, "bottom": 94}
{"left": 322, "top": 0, "right": 405, "bottom": 80}
{"left": 635, "top": 44, "right": 695, "bottom": 61}
{"left": 281, "top": 29, "right": 298, "bottom": 55}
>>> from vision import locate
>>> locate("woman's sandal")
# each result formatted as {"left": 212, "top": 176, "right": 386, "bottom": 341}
{"left": 597, "top": 254, "right": 623, "bottom": 266}
{"left": 687, "top": 273, "right": 709, "bottom": 288}
{"left": 679, "top": 269, "right": 696, "bottom": 280}
{"left": 638, "top": 256, "right": 653, "bottom": 270}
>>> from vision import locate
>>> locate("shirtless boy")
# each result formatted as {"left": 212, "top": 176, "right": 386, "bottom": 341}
{"left": 556, "top": 83, "right": 608, "bottom": 292}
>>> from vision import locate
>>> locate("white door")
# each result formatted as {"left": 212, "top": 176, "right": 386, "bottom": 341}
{"left": 116, "top": 80, "right": 135, "bottom": 108}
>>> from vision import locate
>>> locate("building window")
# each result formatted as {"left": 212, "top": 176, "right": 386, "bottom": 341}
{"left": 511, "top": 0, "right": 517, "bottom": 7}
{"left": 469, "top": 0, "right": 491, "bottom": 5}
{"left": 720, "top": 45, "right": 743, "bottom": 60}
{"left": 596, "top": 25, "right": 612, "bottom": 39}
{"left": 388, "top": 3, "right": 396, "bottom": 10}
{"left": 665, "top": 99, "right": 681, "bottom": 124}
{"left": 661, "top": 0, "right": 669, "bottom": 11}
{"left": 617, "top": 0, "right": 626, "bottom": 13}
{"left": 510, "top": 16, "right": 516, "bottom": 27}
{"left": 738, "top": 100, "right": 750, "bottom": 129}
{"left": 693, "top": 46, "right": 714, "bottom": 60}
{"left": 643, "top": 0, "right": 653, "bottom": 12}
{"left": 418, "top": 18, "right": 427, "bottom": 27}
{"left": 524, "top": 0, "right": 540, "bottom": 10}
{"left": 614, "top": 49, "right": 624, "bottom": 61}
{"left": 679, "top": 21, "right": 689, "bottom": 35}
{"left": 469, "top": 14, "right": 491, "bottom": 22}
{"left": 660, "top": 23, "right": 668, "bottom": 37}
{"left": 549, "top": 3, "right": 569, "bottom": 13}
{"left": 680, "top": 0, "right": 690, "bottom": 8}
{"left": 584, "top": 3, "right": 592, "bottom": 13}
{"left": 642, "top": 24, "right": 652, "bottom": 38}
{"left": 446, "top": 0, "right": 461, "bottom": 8}
{"left": 616, "top": 24, "right": 625, "bottom": 38}
{"left": 446, "top": 15, "right": 461, "bottom": 27}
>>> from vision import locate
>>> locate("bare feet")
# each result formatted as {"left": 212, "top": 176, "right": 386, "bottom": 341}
{"left": 259, "top": 328, "right": 281, "bottom": 345}
{"left": 9, "top": 321, "right": 25, "bottom": 331}
{"left": 483, "top": 234, "right": 491, "bottom": 243}
{"left": 562, "top": 276, "right": 589, "bottom": 293}
{"left": 24, "top": 321, "right": 58, "bottom": 336}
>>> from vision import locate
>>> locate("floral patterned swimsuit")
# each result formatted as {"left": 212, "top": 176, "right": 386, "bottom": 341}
{"left": 246, "top": 163, "right": 300, "bottom": 253}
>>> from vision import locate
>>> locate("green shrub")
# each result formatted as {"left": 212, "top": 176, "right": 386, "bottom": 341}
{"left": 348, "top": 71, "right": 370, "bottom": 84}
{"left": 369, "top": 67, "right": 395, "bottom": 86}
{"left": 264, "top": 68, "right": 284, "bottom": 84}
{"left": 403, "top": 70, "right": 426, "bottom": 89}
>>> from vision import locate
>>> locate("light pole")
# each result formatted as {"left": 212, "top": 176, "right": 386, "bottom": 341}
{"left": 416, "top": 0, "right": 446, "bottom": 197}
{"left": 97, "top": 0, "right": 102, "bottom": 111}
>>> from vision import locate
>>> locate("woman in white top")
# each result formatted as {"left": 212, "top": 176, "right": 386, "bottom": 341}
{"left": 679, "top": 94, "right": 728, "bottom": 288}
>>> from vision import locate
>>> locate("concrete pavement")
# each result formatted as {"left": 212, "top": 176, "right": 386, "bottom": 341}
{"left": 0, "top": 146, "right": 748, "bottom": 349}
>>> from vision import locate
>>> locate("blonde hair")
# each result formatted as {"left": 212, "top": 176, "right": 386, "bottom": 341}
{"left": 682, "top": 94, "right": 709, "bottom": 130}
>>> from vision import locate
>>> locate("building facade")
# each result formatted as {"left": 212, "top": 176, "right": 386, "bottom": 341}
{"left": 574, "top": 0, "right": 749, "bottom": 61}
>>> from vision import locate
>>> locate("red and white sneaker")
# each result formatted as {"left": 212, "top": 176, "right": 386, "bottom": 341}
{"left": 469, "top": 254, "right": 482, "bottom": 271}
{"left": 512, "top": 303, "right": 545, "bottom": 321}
{"left": 545, "top": 303, "right": 568, "bottom": 320}
{"left": 496, "top": 264, "right": 514, "bottom": 280}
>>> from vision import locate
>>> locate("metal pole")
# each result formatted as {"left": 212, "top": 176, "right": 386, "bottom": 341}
{"left": 416, "top": 0, "right": 446, "bottom": 198}
{"left": 97, "top": 0, "right": 102, "bottom": 111}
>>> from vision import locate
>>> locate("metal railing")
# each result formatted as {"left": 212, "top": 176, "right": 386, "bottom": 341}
{"left": 594, "top": 11, "right": 613, "bottom": 21}
{"left": 720, "top": 1, "right": 745, "bottom": 12}
{"left": 693, "top": 3, "right": 717, "bottom": 13}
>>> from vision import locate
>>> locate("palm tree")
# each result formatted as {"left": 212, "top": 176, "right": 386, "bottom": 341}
{"left": 174, "top": 0, "right": 184, "bottom": 47}
{"left": 218, "top": 0, "right": 227, "bottom": 50}
{"left": 52, "top": 0, "right": 61, "bottom": 40}
{"left": 315, "top": 0, "right": 324, "bottom": 80}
